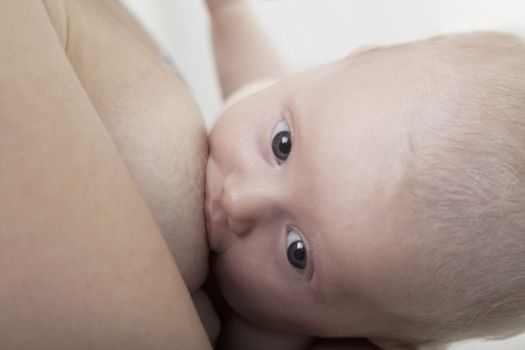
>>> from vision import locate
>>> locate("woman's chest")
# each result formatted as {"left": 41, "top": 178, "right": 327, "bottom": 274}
{"left": 44, "top": 0, "right": 210, "bottom": 291}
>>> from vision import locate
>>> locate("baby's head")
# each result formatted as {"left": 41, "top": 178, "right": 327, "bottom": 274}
{"left": 205, "top": 32, "right": 525, "bottom": 347}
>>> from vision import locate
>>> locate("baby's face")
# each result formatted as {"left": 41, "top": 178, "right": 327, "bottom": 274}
{"left": 206, "top": 56, "right": 429, "bottom": 340}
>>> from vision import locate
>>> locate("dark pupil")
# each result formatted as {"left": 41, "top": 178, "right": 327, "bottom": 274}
{"left": 287, "top": 241, "right": 306, "bottom": 269}
{"left": 272, "top": 131, "right": 292, "bottom": 161}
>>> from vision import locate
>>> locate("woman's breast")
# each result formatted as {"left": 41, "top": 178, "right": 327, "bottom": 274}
{"left": 44, "top": 0, "right": 210, "bottom": 291}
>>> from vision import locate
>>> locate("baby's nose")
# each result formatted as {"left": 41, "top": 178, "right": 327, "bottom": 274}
{"left": 222, "top": 174, "right": 276, "bottom": 235}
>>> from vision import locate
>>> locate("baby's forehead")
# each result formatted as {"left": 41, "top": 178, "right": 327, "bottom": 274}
{"left": 285, "top": 65, "right": 411, "bottom": 254}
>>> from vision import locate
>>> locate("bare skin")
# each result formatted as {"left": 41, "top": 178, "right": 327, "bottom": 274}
{"left": 1, "top": 0, "right": 212, "bottom": 348}
{"left": 0, "top": 0, "right": 419, "bottom": 348}
{"left": 206, "top": 3, "right": 523, "bottom": 350}
{"left": 206, "top": 1, "right": 390, "bottom": 349}
{"left": 45, "top": 0, "right": 210, "bottom": 292}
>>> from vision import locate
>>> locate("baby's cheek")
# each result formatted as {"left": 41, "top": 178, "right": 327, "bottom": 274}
{"left": 215, "top": 251, "right": 274, "bottom": 316}
{"left": 216, "top": 257, "right": 273, "bottom": 319}
{"left": 214, "top": 249, "right": 315, "bottom": 333}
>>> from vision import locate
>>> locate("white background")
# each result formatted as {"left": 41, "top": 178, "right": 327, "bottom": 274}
{"left": 120, "top": 1, "right": 525, "bottom": 349}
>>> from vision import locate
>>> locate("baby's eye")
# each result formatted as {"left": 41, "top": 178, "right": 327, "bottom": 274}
{"left": 271, "top": 120, "right": 292, "bottom": 162}
{"left": 286, "top": 228, "right": 307, "bottom": 269}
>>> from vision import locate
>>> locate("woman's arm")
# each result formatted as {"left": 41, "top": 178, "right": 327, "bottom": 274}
{"left": 0, "top": 2, "right": 210, "bottom": 348}
{"left": 206, "top": 0, "right": 286, "bottom": 98}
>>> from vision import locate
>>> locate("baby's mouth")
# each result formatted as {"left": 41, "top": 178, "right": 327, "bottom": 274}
{"left": 204, "top": 156, "right": 228, "bottom": 253}
{"left": 204, "top": 177, "right": 216, "bottom": 247}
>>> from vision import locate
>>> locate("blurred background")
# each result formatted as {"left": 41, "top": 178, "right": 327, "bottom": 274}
{"left": 120, "top": 0, "right": 524, "bottom": 126}
{"left": 119, "top": 1, "right": 525, "bottom": 349}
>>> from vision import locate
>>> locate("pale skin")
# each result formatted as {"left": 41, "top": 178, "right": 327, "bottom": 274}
{"left": 0, "top": 1, "right": 430, "bottom": 349}
{"left": 206, "top": 1, "right": 438, "bottom": 349}
{"left": 207, "top": 58, "right": 429, "bottom": 350}
{"left": 1, "top": 0, "right": 213, "bottom": 348}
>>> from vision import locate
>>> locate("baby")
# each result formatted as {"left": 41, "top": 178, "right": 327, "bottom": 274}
{"left": 204, "top": 2, "right": 525, "bottom": 349}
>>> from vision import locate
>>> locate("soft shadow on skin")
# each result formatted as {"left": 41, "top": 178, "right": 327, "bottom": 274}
{"left": 312, "top": 338, "right": 381, "bottom": 349}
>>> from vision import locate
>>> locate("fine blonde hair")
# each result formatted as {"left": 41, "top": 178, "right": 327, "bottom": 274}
{"left": 396, "top": 32, "right": 525, "bottom": 345}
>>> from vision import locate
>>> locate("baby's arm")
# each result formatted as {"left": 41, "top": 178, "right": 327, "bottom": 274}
{"left": 206, "top": 0, "right": 285, "bottom": 98}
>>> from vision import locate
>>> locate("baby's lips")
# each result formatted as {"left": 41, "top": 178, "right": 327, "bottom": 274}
{"left": 205, "top": 156, "right": 227, "bottom": 252}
